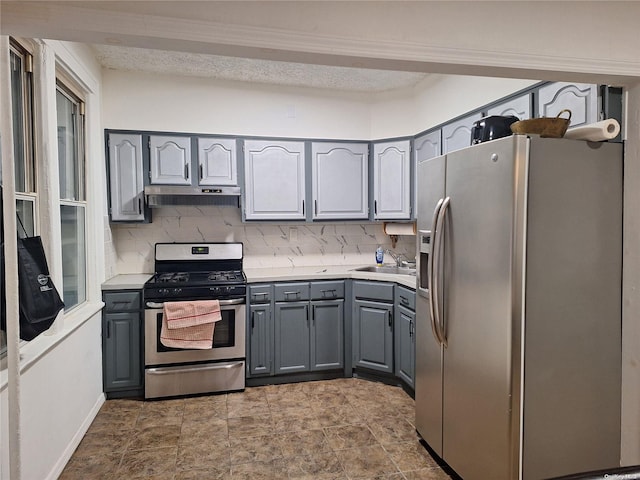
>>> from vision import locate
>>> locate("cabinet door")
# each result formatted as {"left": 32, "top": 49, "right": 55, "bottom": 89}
{"left": 487, "top": 93, "right": 532, "bottom": 120}
{"left": 103, "top": 312, "right": 142, "bottom": 391}
{"left": 373, "top": 139, "right": 411, "bottom": 220}
{"left": 311, "top": 142, "right": 369, "bottom": 220}
{"left": 108, "top": 133, "right": 146, "bottom": 222}
{"left": 310, "top": 300, "right": 344, "bottom": 371}
{"left": 274, "top": 301, "right": 310, "bottom": 374}
{"left": 249, "top": 304, "right": 272, "bottom": 376}
{"left": 414, "top": 130, "right": 442, "bottom": 219}
{"left": 537, "top": 82, "right": 598, "bottom": 129}
{"left": 149, "top": 135, "right": 192, "bottom": 185}
{"left": 197, "top": 137, "right": 237, "bottom": 186}
{"left": 244, "top": 140, "right": 306, "bottom": 220}
{"left": 353, "top": 299, "right": 393, "bottom": 373}
{"left": 442, "top": 113, "right": 482, "bottom": 154}
{"left": 394, "top": 305, "right": 415, "bottom": 388}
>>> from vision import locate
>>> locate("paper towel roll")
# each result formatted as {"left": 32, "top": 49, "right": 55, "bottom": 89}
{"left": 563, "top": 119, "right": 620, "bottom": 142}
{"left": 383, "top": 222, "right": 416, "bottom": 236}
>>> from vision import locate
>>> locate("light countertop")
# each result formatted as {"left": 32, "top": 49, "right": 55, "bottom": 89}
{"left": 101, "top": 273, "right": 153, "bottom": 291}
{"left": 102, "top": 265, "right": 417, "bottom": 291}
{"left": 244, "top": 265, "right": 417, "bottom": 289}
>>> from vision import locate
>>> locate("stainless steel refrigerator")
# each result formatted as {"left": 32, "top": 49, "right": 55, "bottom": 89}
{"left": 415, "top": 135, "right": 622, "bottom": 480}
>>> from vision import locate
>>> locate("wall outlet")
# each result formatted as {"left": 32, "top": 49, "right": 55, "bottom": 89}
{"left": 289, "top": 227, "right": 298, "bottom": 242}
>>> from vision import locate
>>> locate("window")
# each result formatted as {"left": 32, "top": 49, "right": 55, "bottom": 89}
{"left": 56, "top": 81, "right": 86, "bottom": 310}
{"left": 2, "top": 40, "right": 36, "bottom": 354}
{"left": 10, "top": 40, "right": 37, "bottom": 236}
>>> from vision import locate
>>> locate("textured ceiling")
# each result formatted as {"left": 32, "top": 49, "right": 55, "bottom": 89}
{"left": 91, "top": 44, "right": 429, "bottom": 93}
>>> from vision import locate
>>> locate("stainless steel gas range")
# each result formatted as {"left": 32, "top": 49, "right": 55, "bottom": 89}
{"left": 143, "top": 242, "right": 246, "bottom": 399}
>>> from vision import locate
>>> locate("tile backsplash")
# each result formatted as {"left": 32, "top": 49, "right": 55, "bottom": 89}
{"left": 109, "top": 206, "right": 416, "bottom": 274}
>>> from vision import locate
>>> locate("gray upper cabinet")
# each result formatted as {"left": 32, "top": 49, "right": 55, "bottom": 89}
{"left": 413, "top": 130, "right": 442, "bottom": 219}
{"left": 244, "top": 139, "right": 306, "bottom": 220}
{"left": 311, "top": 142, "right": 369, "bottom": 220}
{"left": 373, "top": 139, "right": 411, "bottom": 220}
{"left": 487, "top": 93, "right": 532, "bottom": 120}
{"left": 537, "top": 82, "right": 598, "bottom": 129}
{"left": 149, "top": 135, "right": 192, "bottom": 185}
{"left": 197, "top": 137, "right": 238, "bottom": 186}
{"left": 442, "top": 113, "right": 482, "bottom": 154}
{"left": 107, "top": 133, "right": 146, "bottom": 222}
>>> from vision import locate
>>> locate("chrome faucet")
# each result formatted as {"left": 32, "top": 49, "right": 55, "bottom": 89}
{"left": 385, "top": 249, "right": 405, "bottom": 267}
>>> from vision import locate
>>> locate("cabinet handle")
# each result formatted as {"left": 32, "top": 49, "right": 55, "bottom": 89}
{"left": 251, "top": 311, "right": 255, "bottom": 329}
{"left": 409, "top": 319, "right": 413, "bottom": 337}
{"left": 199, "top": 164, "right": 203, "bottom": 180}
{"left": 312, "top": 305, "right": 315, "bottom": 323}
{"left": 184, "top": 163, "right": 189, "bottom": 180}
{"left": 374, "top": 200, "right": 378, "bottom": 215}
{"left": 314, "top": 200, "right": 318, "bottom": 215}
{"left": 302, "top": 200, "right": 305, "bottom": 215}
{"left": 388, "top": 311, "right": 392, "bottom": 327}
{"left": 284, "top": 291, "right": 300, "bottom": 299}
{"left": 400, "top": 296, "right": 409, "bottom": 306}
{"left": 320, "top": 289, "right": 337, "bottom": 298}
{"left": 106, "top": 321, "right": 111, "bottom": 338}
{"left": 138, "top": 197, "right": 142, "bottom": 215}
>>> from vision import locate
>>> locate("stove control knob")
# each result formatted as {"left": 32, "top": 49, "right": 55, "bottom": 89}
{"left": 173, "top": 288, "right": 182, "bottom": 295}
{"left": 159, "top": 288, "right": 170, "bottom": 296}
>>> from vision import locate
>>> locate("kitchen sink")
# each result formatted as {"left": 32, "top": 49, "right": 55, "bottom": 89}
{"left": 352, "top": 265, "right": 416, "bottom": 276}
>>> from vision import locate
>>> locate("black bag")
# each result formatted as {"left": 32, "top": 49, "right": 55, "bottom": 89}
{"left": 0, "top": 214, "right": 64, "bottom": 341}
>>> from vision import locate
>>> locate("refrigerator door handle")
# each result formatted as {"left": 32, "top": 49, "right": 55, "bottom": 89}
{"left": 428, "top": 198, "right": 445, "bottom": 345}
{"left": 433, "top": 196, "right": 450, "bottom": 347}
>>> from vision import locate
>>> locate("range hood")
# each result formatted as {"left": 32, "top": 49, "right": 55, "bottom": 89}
{"left": 144, "top": 185, "right": 241, "bottom": 208}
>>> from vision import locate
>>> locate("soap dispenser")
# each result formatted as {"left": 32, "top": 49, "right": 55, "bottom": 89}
{"left": 375, "top": 246, "right": 384, "bottom": 266}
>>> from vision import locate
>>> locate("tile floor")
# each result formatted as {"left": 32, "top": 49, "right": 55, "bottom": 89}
{"left": 60, "top": 378, "right": 452, "bottom": 479}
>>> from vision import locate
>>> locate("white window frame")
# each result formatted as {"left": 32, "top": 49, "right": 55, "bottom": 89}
{"left": 55, "top": 78, "right": 87, "bottom": 312}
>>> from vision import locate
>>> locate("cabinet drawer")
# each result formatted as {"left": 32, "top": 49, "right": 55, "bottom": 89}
{"left": 103, "top": 291, "right": 141, "bottom": 311}
{"left": 353, "top": 280, "right": 394, "bottom": 303}
{"left": 395, "top": 286, "right": 416, "bottom": 312}
{"left": 249, "top": 284, "right": 273, "bottom": 304}
{"left": 310, "top": 281, "right": 345, "bottom": 300}
{"left": 275, "top": 282, "right": 310, "bottom": 302}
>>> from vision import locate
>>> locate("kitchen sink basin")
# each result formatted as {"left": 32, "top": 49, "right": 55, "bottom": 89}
{"left": 352, "top": 265, "right": 416, "bottom": 276}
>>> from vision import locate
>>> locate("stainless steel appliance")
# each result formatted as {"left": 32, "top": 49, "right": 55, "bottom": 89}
{"left": 144, "top": 242, "right": 246, "bottom": 399}
{"left": 415, "top": 135, "right": 622, "bottom": 480}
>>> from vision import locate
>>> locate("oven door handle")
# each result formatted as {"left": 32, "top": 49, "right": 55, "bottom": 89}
{"left": 145, "top": 298, "right": 245, "bottom": 309}
{"left": 146, "top": 362, "right": 244, "bottom": 375}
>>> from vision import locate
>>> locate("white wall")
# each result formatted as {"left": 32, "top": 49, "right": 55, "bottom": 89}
{"left": 1, "top": 38, "right": 107, "bottom": 480}
{"left": 19, "top": 314, "right": 103, "bottom": 480}
{"left": 102, "top": 70, "right": 373, "bottom": 139}
{"left": 370, "top": 75, "right": 539, "bottom": 139}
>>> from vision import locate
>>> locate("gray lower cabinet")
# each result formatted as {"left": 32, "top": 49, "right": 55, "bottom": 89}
{"left": 102, "top": 290, "right": 143, "bottom": 395}
{"left": 311, "top": 299, "right": 344, "bottom": 371}
{"left": 394, "top": 286, "right": 416, "bottom": 388}
{"left": 248, "top": 284, "right": 273, "bottom": 376}
{"left": 249, "top": 281, "right": 345, "bottom": 377}
{"left": 353, "top": 281, "right": 394, "bottom": 374}
{"left": 275, "top": 301, "right": 310, "bottom": 374}
{"left": 249, "top": 303, "right": 272, "bottom": 376}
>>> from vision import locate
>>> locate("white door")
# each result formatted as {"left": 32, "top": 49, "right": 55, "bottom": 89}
{"left": 311, "top": 142, "right": 368, "bottom": 220}
{"left": 149, "top": 135, "right": 191, "bottom": 185}
{"left": 244, "top": 140, "right": 306, "bottom": 220}
{"left": 108, "top": 133, "right": 145, "bottom": 221}
{"left": 373, "top": 139, "right": 411, "bottom": 220}
{"left": 197, "top": 137, "right": 237, "bottom": 186}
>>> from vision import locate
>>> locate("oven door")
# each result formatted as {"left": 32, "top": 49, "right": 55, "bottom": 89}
{"left": 144, "top": 298, "right": 246, "bottom": 366}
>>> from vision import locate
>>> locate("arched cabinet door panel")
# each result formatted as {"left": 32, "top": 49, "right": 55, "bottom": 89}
{"left": 149, "top": 135, "right": 192, "bottom": 185}
{"left": 107, "top": 133, "right": 147, "bottom": 222}
{"left": 197, "top": 137, "right": 238, "bottom": 186}
{"left": 244, "top": 139, "right": 306, "bottom": 220}
{"left": 537, "top": 82, "right": 598, "bottom": 129}
{"left": 373, "top": 139, "right": 411, "bottom": 220}
{"left": 442, "top": 113, "right": 483, "bottom": 154}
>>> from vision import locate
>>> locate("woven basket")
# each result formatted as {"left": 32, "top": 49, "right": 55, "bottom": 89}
{"left": 510, "top": 109, "right": 572, "bottom": 138}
